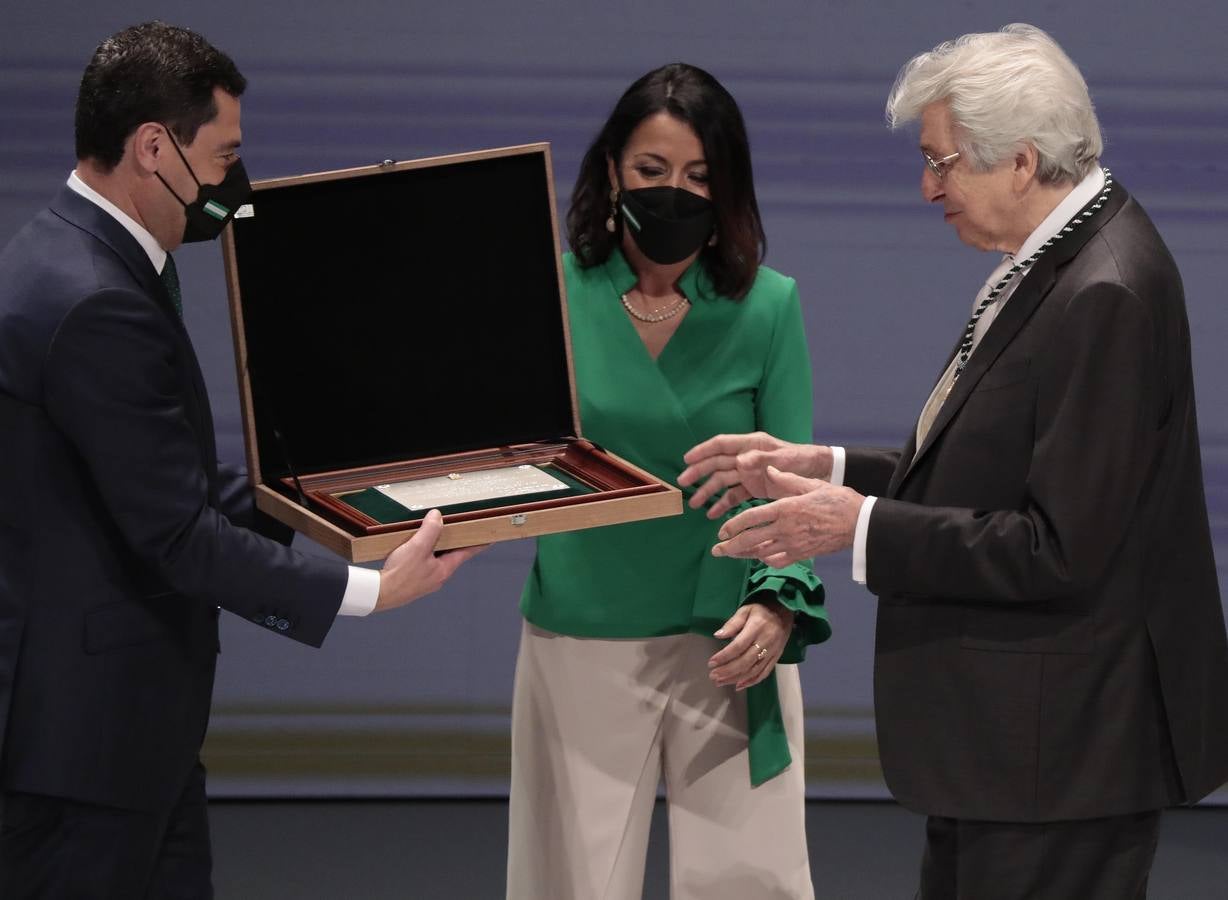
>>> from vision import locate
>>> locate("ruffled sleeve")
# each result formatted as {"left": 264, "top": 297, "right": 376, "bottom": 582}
{"left": 741, "top": 560, "right": 830, "bottom": 785}
{"left": 742, "top": 560, "right": 830, "bottom": 664}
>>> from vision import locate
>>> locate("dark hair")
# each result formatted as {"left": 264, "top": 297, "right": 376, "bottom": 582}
{"left": 567, "top": 63, "right": 765, "bottom": 300}
{"left": 75, "top": 21, "right": 247, "bottom": 171}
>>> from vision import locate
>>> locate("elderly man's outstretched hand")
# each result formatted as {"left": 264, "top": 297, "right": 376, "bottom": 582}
{"left": 679, "top": 432, "right": 834, "bottom": 519}
{"left": 711, "top": 466, "right": 863, "bottom": 567}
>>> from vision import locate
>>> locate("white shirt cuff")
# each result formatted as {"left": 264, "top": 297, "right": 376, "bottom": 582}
{"left": 852, "top": 495, "right": 877, "bottom": 585}
{"left": 829, "top": 446, "right": 846, "bottom": 487}
{"left": 338, "top": 566, "right": 380, "bottom": 616}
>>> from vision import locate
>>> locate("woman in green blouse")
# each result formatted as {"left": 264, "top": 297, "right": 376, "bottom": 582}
{"left": 507, "top": 63, "right": 829, "bottom": 900}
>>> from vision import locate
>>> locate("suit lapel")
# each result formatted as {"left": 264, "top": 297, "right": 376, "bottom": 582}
{"left": 48, "top": 187, "right": 220, "bottom": 483}
{"left": 50, "top": 187, "right": 177, "bottom": 318}
{"left": 892, "top": 180, "right": 1130, "bottom": 494}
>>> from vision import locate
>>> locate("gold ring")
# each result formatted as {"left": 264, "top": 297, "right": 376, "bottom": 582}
{"left": 755, "top": 645, "right": 768, "bottom": 661}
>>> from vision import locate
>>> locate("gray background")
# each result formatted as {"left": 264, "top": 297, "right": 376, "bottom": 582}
{"left": 3, "top": 0, "right": 1225, "bottom": 801}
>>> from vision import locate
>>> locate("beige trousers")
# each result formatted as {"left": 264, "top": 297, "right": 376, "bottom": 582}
{"left": 506, "top": 621, "right": 814, "bottom": 900}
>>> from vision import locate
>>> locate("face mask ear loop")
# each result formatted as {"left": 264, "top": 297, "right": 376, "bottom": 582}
{"left": 614, "top": 169, "right": 631, "bottom": 229}
{"left": 161, "top": 123, "right": 203, "bottom": 187}
{"left": 154, "top": 171, "right": 191, "bottom": 208}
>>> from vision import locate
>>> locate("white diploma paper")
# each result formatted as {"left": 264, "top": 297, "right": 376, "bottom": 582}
{"left": 374, "top": 464, "right": 569, "bottom": 510}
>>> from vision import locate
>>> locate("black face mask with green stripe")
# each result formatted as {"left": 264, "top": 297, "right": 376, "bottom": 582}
{"left": 155, "top": 126, "right": 252, "bottom": 244}
{"left": 619, "top": 185, "right": 715, "bottom": 265}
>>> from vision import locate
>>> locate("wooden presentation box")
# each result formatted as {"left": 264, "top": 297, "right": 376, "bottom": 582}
{"left": 221, "top": 143, "right": 681, "bottom": 562}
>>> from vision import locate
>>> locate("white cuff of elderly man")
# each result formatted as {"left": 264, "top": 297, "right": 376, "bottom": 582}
{"left": 827, "top": 446, "right": 876, "bottom": 586}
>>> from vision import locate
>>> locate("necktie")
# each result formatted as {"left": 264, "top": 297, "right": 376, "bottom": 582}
{"left": 160, "top": 253, "right": 182, "bottom": 317}
{"left": 915, "top": 256, "right": 1015, "bottom": 450}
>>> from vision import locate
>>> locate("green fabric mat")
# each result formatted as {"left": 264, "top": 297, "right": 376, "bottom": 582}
{"left": 336, "top": 465, "right": 596, "bottom": 525}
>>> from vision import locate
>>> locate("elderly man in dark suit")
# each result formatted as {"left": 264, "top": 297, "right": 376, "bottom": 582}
{"left": 0, "top": 22, "right": 481, "bottom": 898}
{"left": 680, "top": 23, "right": 1228, "bottom": 900}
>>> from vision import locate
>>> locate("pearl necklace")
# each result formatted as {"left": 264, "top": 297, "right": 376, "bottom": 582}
{"left": 621, "top": 290, "right": 690, "bottom": 323}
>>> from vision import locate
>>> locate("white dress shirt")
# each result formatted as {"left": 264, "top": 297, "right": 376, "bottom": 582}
{"left": 66, "top": 172, "right": 380, "bottom": 615}
{"left": 836, "top": 166, "right": 1107, "bottom": 585}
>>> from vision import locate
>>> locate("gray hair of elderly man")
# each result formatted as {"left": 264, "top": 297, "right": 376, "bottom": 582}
{"left": 886, "top": 23, "right": 1103, "bottom": 186}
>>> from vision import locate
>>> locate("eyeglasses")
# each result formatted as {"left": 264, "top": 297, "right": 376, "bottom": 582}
{"left": 922, "top": 150, "right": 961, "bottom": 180}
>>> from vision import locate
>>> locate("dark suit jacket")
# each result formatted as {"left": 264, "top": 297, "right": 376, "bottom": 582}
{"left": 845, "top": 181, "right": 1228, "bottom": 823}
{"left": 0, "top": 187, "right": 349, "bottom": 812}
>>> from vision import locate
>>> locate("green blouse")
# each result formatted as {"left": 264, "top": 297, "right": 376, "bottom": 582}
{"left": 520, "top": 248, "right": 830, "bottom": 785}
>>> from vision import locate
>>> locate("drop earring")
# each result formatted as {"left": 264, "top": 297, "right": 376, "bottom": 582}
{"left": 605, "top": 187, "right": 619, "bottom": 233}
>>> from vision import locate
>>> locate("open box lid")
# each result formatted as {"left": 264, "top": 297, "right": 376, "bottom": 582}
{"left": 221, "top": 143, "right": 580, "bottom": 489}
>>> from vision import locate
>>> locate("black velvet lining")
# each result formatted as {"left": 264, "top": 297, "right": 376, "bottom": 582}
{"left": 229, "top": 149, "right": 574, "bottom": 485}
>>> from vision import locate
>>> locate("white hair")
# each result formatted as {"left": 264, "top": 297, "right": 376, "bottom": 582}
{"left": 886, "top": 24, "right": 1103, "bottom": 184}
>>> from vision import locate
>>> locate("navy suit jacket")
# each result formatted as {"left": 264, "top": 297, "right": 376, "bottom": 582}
{"left": 0, "top": 187, "right": 348, "bottom": 811}
{"left": 845, "top": 182, "right": 1228, "bottom": 822}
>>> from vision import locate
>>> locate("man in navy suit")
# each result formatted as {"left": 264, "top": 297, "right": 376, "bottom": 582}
{"left": 0, "top": 22, "right": 481, "bottom": 897}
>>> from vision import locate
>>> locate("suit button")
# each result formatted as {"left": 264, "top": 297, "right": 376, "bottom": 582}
{"left": 264, "top": 615, "right": 278, "bottom": 627}
{"left": 276, "top": 619, "right": 290, "bottom": 631}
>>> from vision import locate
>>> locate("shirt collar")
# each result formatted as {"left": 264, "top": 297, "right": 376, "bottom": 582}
{"left": 1010, "top": 166, "right": 1106, "bottom": 264}
{"left": 602, "top": 245, "right": 711, "bottom": 302}
{"left": 66, "top": 170, "right": 169, "bottom": 274}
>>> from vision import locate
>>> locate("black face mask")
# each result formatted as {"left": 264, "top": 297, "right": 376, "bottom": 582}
{"left": 619, "top": 186, "right": 715, "bottom": 265}
{"left": 156, "top": 127, "right": 252, "bottom": 244}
